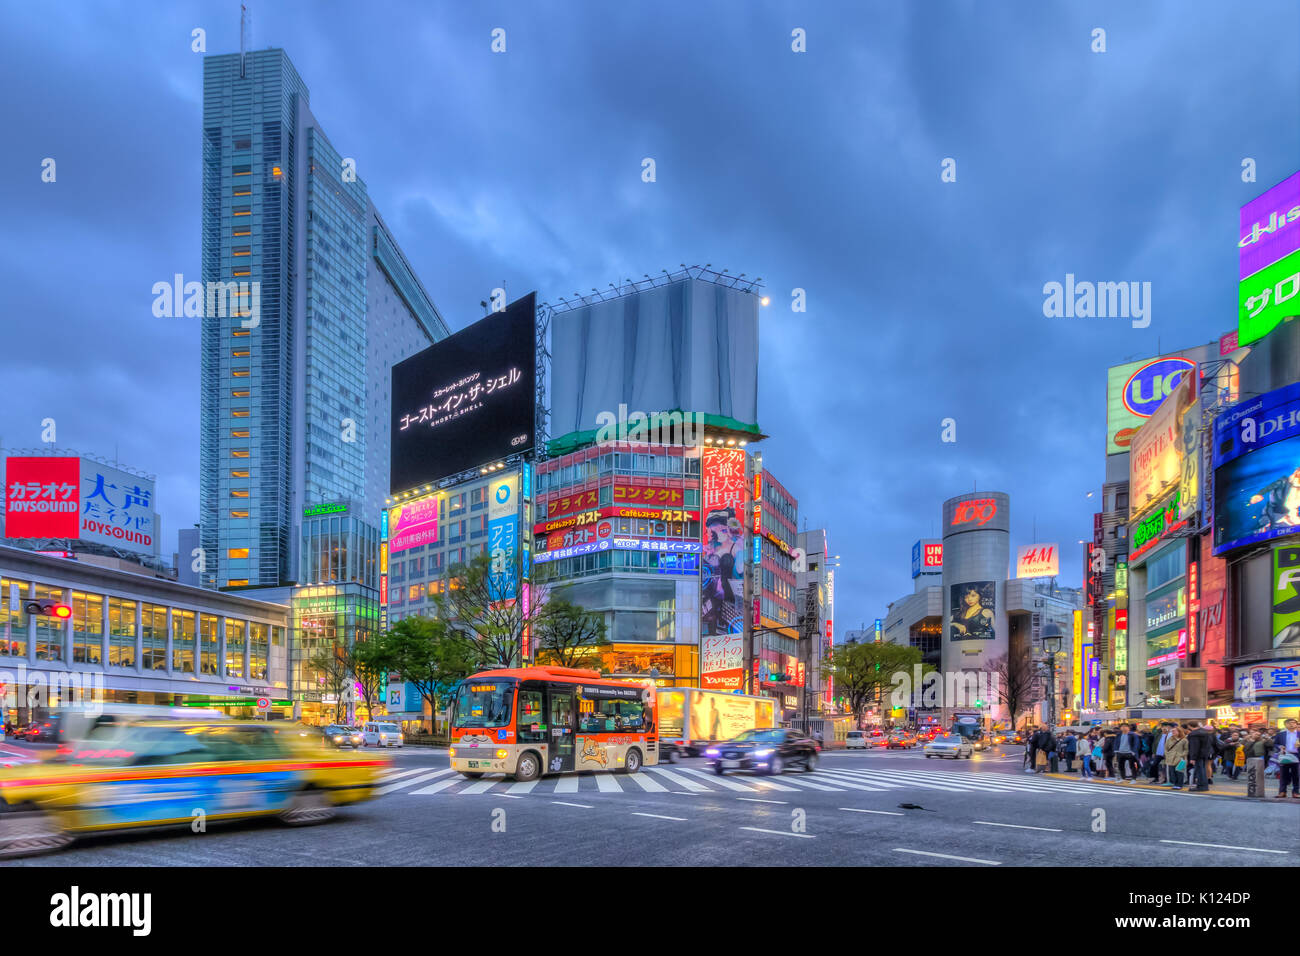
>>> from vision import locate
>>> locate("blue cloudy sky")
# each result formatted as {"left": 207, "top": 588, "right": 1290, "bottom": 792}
{"left": 2, "top": 1, "right": 1297, "bottom": 632}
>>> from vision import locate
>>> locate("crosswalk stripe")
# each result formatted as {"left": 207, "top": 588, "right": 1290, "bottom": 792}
{"left": 645, "top": 767, "right": 712, "bottom": 792}
{"left": 507, "top": 779, "right": 540, "bottom": 795}
{"left": 378, "top": 768, "right": 453, "bottom": 795}
{"left": 594, "top": 774, "right": 624, "bottom": 793}
{"left": 409, "top": 775, "right": 464, "bottom": 795}
{"left": 380, "top": 766, "right": 433, "bottom": 782}
{"left": 833, "top": 767, "right": 1150, "bottom": 795}
{"left": 834, "top": 769, "right": 1033, "bottom": 793}
{"left": 674, "top": 767, "right": 764, "bottom": 792}
{"left": 459, "top": 779, "right": 500, "bottom": 794}
{"left": 745, "top": 776, "right": 802, "bottom": 792}
{"left": 554, "top": 775, "right": 580, "bottom": 793}
{"left": 806, "top": 771, "right": 889, "bottom": 791}
{"left": 626, "top": 772, "right": 670, "bottom": 792}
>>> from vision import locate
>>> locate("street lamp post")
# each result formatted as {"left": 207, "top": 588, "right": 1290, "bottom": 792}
{"left": 1042, "top": 623, "right": 1064, "bottom": 729}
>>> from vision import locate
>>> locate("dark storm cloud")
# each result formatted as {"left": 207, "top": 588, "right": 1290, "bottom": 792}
{"left": 0, "top": 1, "right": 1296, "bottom": 627}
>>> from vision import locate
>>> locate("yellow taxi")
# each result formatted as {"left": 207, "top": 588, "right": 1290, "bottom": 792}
{"left": 0, "top": 720, "right": 390, "bottom": 858}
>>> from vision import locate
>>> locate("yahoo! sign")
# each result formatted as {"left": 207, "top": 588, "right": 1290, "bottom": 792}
{"left": 1121, "top": 358, "right": 1195, "bottom": 419}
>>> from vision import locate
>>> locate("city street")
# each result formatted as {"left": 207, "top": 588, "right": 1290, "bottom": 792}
{"left": 10, "top": 746, "right": 1297, "bottom": 867}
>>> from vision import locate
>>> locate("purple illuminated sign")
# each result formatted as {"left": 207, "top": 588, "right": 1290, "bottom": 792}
{"left": 1240, "top": 169, "right": 1300, "bottom": 279}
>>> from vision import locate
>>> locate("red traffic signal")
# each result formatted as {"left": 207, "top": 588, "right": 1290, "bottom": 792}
{"left": 25, "top": 600, "right": 72, "bottom": 619}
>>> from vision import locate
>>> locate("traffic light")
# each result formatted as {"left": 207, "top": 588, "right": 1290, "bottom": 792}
{"left": 25, "top": 599, "right": 71, "bottom": 619}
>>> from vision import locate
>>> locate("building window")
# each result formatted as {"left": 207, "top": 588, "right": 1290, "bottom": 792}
{"left": 173, "top": 609, "right": 195, "bottom": 673}
{"left": 231, "top": 489, "right": 250, "bottom": 498}
{"left": 107, "top": 597, "right": 137, "bottom": 668}
{"left": 0, "top": 577, "right": 29, "bottom": 658}
{"left": 225, "top": 619, "right": 246, "bottom": 678}
{"left": 228, "top": 548, "right": 249, "bottom": 559}
{"left": 231, "top": 429, "right": 250, "bottom": 438}
{"left": 249, "top": 621, "right": 268, "bottom": 681}
{"left": 33, "top": 584, "right": 65, "bottom": 661}
{"left": 230, "top": 469, "right": 250, "bottom": 478}
{"left": 140, "top": 603, "right": 167, "bottom": 670}
{"left": 199, "top": 613, "right": 220, "bottom": 675}
{"left": 230, "top": 510, "right": 250, "bottom": 518}
{"left": 232, "top": 389, "right": 250, "bottom": 398}
{"left": 71, "top": 591, "right": 103, "bottom": 664}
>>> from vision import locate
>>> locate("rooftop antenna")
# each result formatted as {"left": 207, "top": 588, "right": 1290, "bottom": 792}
{"left": 240, "top": 3, "right": 252, "bottom": 78}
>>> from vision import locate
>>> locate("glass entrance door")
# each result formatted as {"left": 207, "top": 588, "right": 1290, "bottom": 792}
{"left": 547, "top": 686, "right": 576, "bottom": 773}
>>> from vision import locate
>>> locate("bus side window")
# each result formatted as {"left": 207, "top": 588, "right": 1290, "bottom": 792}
{"left": 517, "top": 684, "right": 546, "bottom": 744}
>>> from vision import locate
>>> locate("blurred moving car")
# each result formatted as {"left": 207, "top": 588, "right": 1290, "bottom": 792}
{"left": 845, "top": 730, "right": 868, "bottom": 750}
{"left": 323, "top": 725, "right": 362, "bottom": 749}
{"left": 924, "top": 734, "right": 974, "bottom": 759}
{"left": 362, "top": 722, "right": 404, "bottom": 748}
{"left": 972, "top": 736, "right": 991, "bottom": 752}
{"left": 705, "top": 728, "right": 819, "bottom": 775}
{"left": 886, "top": 733, "right": 917, "bottom": 749}
{"left": 17, "top": 717, "right": 62, "bottom": 743}
{"left": 0, "top": 719, "right": 390, "bottom": 858}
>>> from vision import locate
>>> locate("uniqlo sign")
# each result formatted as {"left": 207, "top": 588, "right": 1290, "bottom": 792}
{"left": 4, "top": 457, "right": 80, "bottom": 538}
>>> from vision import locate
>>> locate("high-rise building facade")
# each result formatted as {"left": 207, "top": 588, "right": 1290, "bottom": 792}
{"left": 199, "top": 48, "right": 447, "bottom": 592}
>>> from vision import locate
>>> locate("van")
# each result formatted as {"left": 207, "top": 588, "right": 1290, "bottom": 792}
{"left": 845, "top": 730, "right": 868, "bottom": 750}
{"left": 363, "top": 722, "right": 404, "bottom": 748}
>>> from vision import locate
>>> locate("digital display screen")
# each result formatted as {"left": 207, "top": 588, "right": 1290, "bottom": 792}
{"left": 391, "top": 293, "right": 536, "bottom": 491}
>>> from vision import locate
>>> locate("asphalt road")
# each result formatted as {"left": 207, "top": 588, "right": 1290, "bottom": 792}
{"left": 8, "top": 744, "right": 1298, "bottom": 867}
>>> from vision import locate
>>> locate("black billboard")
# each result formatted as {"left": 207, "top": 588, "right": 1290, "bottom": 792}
{"left": 390, "top": 293, "right": 536, "bottom": 492}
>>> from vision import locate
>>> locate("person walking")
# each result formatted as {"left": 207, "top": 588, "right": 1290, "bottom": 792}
{"left": 1148, "top": 723, "right": 1172, "bottom": 783}
{"left": 1165, "top": 727, "right": 1189, "bottom": 789}
{"left": 1186, "top": 721, "right": 1215, "bottom": 792}
{"left": 1114, "top": 723, "right": 1140, "bottom": 781}
{"left": 1274, "top": 719, "right": 1300, "bottom": 799}
{"left": 1060, "top": 730, "right": 1077, "bottom": 772}
{"left": 1077, "top": 732, "right": 1094, "bottom": 779}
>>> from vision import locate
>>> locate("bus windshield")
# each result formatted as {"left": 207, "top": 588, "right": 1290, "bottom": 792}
{"left": 453, "top": 680, "right": 516, "bottom": 729}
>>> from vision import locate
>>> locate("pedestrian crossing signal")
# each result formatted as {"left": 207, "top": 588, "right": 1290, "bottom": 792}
{"left": 25, "top": 599, "right": 71, "bottom": 619}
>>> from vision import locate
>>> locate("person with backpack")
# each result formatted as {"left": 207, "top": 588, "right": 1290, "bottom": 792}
{"left": 1076, "top": 732, "right": 1094, "bottom": 779}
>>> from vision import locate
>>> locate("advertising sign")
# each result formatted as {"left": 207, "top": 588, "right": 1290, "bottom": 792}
{"left": 4, "top": 457, "right": 160, "bottom": 556}
{"left": 1239, "top": 170, "right": 1300, "bottom": 346}
{"left": 911, "top": 539, "right": 942, "bottom": 578}
{"left": 1212, "top": 381, "right": 1300, "bottom": 554}
{"left": 949, "top": 582, "right": 996, "bottom": 641}
{"left": 1016, "top": 544, "right": 1059, "bottom": 578}
{"left": 1178, "top": 397, "right": 1201, "bottom": 523}
{"left": 1106, "top": 356, "right": 1197, "bottom": 454}
{"left": 535, "top": 505, "right": 697, "bottom": 535}
{"left": 687, "top": 689, "right": 774, "bottom": 740}
{"left": 1234, "top": 661, "right": 1300, "bottom": 700}
{"left": 1274, "top": 544, "right": 1300, "bottom": 649}
{"left": 700, "top": 448, "right": 746, "bottom": 642}
{"left": 1130, "top": 366, "right": 1194, "bottom": 521}
{"left": 700, "top": 634, "right": 743, "bottom": 690}
{"left": 390, "top": 292, "right": 536, "bottom": 492}
{"left": 1238, "top": 248, "right": 1300, "bottom": 348}
{"left": 4, "top": 457, "right": 81, "bottom": 539}
{"left": 944, "top": 495, "right": 1008, "bottom": 534}
{"left": 387, "top": 497, "right": 439, "bottom": 555}
{"left": 488, "top": 474, "right": 520, "bottom": 601}
{"left": 1132, "top": 490, "right": 1185, "bottom": 562}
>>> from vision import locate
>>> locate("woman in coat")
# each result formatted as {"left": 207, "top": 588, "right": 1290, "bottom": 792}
{"left": 1165, "top": 729, "right": 1190, "bottom": 789}
{"left": 1076, "top": 732, "right": 1094, "bottom": 778}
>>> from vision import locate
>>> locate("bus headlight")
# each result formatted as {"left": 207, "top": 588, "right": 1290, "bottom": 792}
{"left": 449, "top": 747, "right": 457, "bottom": 757}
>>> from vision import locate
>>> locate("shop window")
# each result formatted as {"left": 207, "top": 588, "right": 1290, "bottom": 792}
{"left": 173, "top": 609, "right": 196, "bottom": 673}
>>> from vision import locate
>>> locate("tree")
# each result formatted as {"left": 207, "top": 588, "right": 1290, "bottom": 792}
{"left": 825, "top": 641, "right": 925, "bottom": 727}
{"left": 306, "top": 641, "right": 352, "bottom": 724}
{"left": 352, "top": 635, "right": 397, "bottom": 721}
{"left": 990, "top": 648, "right": 1042, "bottom": 731}
{"left": 433, "top": 551, "right": 549, "bottom": 669}
{"left": 381, "top": 615, "right": 477, "bottom": 732}
{"left": 532, "top": 597, "right": 609, "bottom": 668}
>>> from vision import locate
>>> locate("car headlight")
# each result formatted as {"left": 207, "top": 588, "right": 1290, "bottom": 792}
{"left": 333, "top": 736, "right": 344, "bottom": 742}
{"left": 754, "top": 748, "right": 774, "bottom": 757}
{"left": 704, "top": 748, "right": 720, "bottom": 757}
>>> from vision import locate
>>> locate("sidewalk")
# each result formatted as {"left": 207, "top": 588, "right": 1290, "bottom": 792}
{"left": 1037, "top": 762, "right": 1297, "bottom": 801}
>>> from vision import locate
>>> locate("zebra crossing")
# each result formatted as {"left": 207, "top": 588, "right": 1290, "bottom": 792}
{"left": 374, "top": 762, "right": 1169, "bottom": 799}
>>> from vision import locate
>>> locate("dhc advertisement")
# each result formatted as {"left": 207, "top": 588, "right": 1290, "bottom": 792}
{"left": 1213, "top": 381, "right": 1300, "bottom": 554}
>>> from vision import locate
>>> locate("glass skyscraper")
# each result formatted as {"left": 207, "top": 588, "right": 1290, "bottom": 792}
{"left": 200, "top": 48, "right": 447, "bottom": 592}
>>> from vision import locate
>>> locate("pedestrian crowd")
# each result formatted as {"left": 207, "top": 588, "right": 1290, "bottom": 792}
{"left": 1021, "top": 717, "right": 1300, "bottom": 797}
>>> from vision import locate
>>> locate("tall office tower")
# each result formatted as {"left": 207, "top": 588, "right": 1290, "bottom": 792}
{"left": 199, "top": 48, "right": 447, "bottom": 591}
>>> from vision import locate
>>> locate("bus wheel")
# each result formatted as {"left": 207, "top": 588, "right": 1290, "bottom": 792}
{"left": 622, "top": 748, "right": 642, "bottom": 774}
{"left": 514, "top": 751, "right": 540, "bottom": 782}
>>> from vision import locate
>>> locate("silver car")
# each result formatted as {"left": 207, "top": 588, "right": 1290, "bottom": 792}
{"left": 924, "top": 734, "right": 974, "bottom": 759}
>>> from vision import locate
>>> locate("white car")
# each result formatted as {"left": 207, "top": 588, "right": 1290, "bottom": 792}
{"left": 924, "top": 734, "right": 974, "bottom": 759}
{"left": 362, "top": 722, "right": 404, "bottom": 748}
{"left": 845, "top": 731, "right": 868, "bottom": 750}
